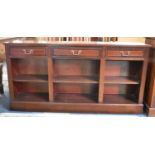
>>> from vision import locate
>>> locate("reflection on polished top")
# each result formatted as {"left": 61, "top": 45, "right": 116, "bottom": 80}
{"left": 4, "top": 39, "right": 151, "bottom": 47}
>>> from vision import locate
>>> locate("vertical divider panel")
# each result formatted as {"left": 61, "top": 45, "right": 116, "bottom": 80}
{"left": 98, "top": 47, "right": 106, "bottom": 103}
{"left": 47, "top": 46, "right": 54, "bottom": 102}
{"left": 138, "top": 48, "right": 149, "bottom": 104}
{"left": 147, "top": 50, "right": 155, "bottom": 106}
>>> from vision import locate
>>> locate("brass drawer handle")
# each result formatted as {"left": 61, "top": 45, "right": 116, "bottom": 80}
{"left": 22, "top": 49, "right": 33, "bottom": 55}
{"left": 120, "top": 51, "right": 130, "bottom": 56}
{"left": 71, "top": 50, "right": 82, "bottom": 55}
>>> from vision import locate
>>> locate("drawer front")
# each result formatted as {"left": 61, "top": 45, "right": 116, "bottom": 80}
{"left": 10, "top": 47, "right": 46, "bottom": 56}
{"left": 53, "top": 48, "right": 100, "bottom": 57}
{"left": 107, "top": 48, "right": 144, "bottom": 58}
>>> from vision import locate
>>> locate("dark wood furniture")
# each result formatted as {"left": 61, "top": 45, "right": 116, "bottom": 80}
{"left": 0, "top": 63, "right": 3, "bottom": 95}
{"left": 145, "top": 38, "right": 155, "bottom": 116}
{"left": 5, "top": 42, "right": 150, "bottom": 113}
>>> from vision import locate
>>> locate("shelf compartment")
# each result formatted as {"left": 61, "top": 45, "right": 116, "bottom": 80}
{"left": 104, "top": 94, "right": 137, "bottom": 104}
{"left": 104, "top": 76, "right": 139, "bottom": 84}
{"left": 13, "top": 74, "right": 48, "bottom": 83}
{"left": 54, "top": 83, "right": 98, "bottom": 103}
{"left": 53, "top": 59, "right": 99, "bottom": 78}
{"left": 54, "top": 93, "right": 97, "bottom": 103}
{"left": 14, "top": 93, "right": 49, "bottom": 102}
{"left": 13, "top": 82, "right": 48, "bottom": 92}
{"left": 11, "top": 58, "right": 48, "bottom": 76}
{"left": 13, "top": 82, "right": 49, "bottom": 102}
{"left": 104, "top": 84, "right": 139, "bottom": 104}
{"left": 105, "top": 61, "right": 143, "bottom": 82}
{"left": 53, "top": 75, "right": 98, "bottom": 84}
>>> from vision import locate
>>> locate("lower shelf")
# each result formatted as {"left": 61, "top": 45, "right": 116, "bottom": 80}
{"left": 104, "top": 76, "right": 139, "bottom": 84}
{"left": 14, "top": 93, "right": 49, "bottom": 102}
{"left": 104, "top": 95, "right": 137, "bottom": 104}
{"left": 13, "top": 93, "right": 138, "bottom": 104}
{"left": 11, "top": 93, "right": 142, "bottom": 114}
{"left": 54, "top": 93, "right": 98, "bottom": 103}
{"left": 53, "top": 75, "right": 98, "bottom": 84}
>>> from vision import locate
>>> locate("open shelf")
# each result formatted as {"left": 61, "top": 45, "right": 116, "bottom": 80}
{"left": 11, "top": 58, "right": 48, "bottom": 79}
{"left": 54, "top": 93, "right": 97, "bottom": 103}
{"left": 13, "top": 82, "right": 49, "bottom": 102}
{"left": 104, "top": 76, "right": 139, "bottom": 84}
{"left": 103, "top": 60, "right": 142, "bottom": 104}
{"left": 103, "top": 84, "right": 139, "bottom": 104}
{"left": 53, "top": 59, "right": 99, "bottom": 79}
{"left": 105, "top": 61, "right": 142, "bottom": 84}
{"left": 14, "top": 93, "right": 49, "bottom": 102}
{"left": 53, "top": 59, "right": 99, "bottom": 103}
{"left": 13, "top": 74, "right": 48, "bottom": 83}
{"left": 104, "top": 94, "right": 137, "bottom": 104}
{"left": 53, "top": 83, "right": 98, "bottom": 103}
{"left": 53, "top": 75, "right": 98, "bottom": 84}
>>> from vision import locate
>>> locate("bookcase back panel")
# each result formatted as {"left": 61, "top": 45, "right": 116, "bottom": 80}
{"left": 53, "top": 59, "right": 99, "bottom": 76}
{"left": 13, "top": 82, "right": 48, "bottom": 93}
{"left": 104, "top": 84, "right": 139, "bottom": 96}
{"left": 105, "top": 61, "right": 142, "bottom": 79}
{"left": 54, "top": 83, "right": 98, "bottom": 94}
{"left": 11, "top": 58, "right": 48, "bottom": 75}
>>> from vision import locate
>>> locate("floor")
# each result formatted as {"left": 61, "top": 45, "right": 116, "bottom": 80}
{"left": 0, "top": 62, "right": 146, "bottom": 117}
{"left": 0, "top": 62, "right": 10, "bottom": 113}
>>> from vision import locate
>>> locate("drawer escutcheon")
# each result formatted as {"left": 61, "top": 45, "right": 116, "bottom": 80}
{"left": 22, "top": 49, "right": 34, "bottom": 55}
{"left": 71, "top": 50, "right": 82, "bottom": 55}
{"left": 120, "top": 51, "right": 130, "bottom": 56}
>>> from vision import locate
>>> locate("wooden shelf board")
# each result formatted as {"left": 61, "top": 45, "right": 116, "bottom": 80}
{"left": 53, "top": 76, "right": 98, "bottom": 84}
{"left": 104, "top": 94, "right": 137, "bottom": 104}
{"left": 104, "top": 76, "right": 139, "bottom": 84}
{"left": 13, "top": 74, "right": 48, "bottom": 83}
{"left": 54, "top": 93, "right": 98, "bottom": 103}
{"left": 14, "top": 93, "right": 49, "bottom": 102}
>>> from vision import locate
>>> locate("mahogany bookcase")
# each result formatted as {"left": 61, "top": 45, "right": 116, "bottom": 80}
{"left": 5, "top": 42, "right": 150, "bottom": 114}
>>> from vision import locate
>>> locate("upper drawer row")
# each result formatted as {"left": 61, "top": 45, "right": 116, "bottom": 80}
{"left": 10, "top": 47, "right": 46, "bottom": 57}
{"left": 8, "top": 46, "right": 145, "bottom": 58}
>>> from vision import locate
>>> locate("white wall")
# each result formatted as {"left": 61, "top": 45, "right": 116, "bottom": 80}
{"left": 118, "top": 37, "right": 145, "bottom": 43}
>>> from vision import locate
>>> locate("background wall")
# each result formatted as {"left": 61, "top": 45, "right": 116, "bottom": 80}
{"left": 118, "top": 37, "right": 145, "bottom": 43}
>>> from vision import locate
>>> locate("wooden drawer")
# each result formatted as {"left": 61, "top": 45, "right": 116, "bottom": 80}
{"left": 10, "top": 47, "right": 46, "bottom": 57}
{"left": 53, "top": 48, "right": 100, "bottom": 58}
{"left": 107, "top": 49, "right": 144, "bottom": 57}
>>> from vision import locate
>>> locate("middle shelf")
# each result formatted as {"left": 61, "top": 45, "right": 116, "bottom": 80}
{"left": 12, "top": 74, "right": 140, "bottom": 85}
{"left": 12, "top": 75, "right": 140, "bottom": 85}
{"left": 104, "top": 76, "right": 139, "bottom": 84}
{"left": 53, "top": 75, "right": 98, "bottom": 84}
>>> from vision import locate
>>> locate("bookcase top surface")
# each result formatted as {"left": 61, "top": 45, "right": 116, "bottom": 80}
{"left": 4, "top": 41, "right": 151, "bottom": 47}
